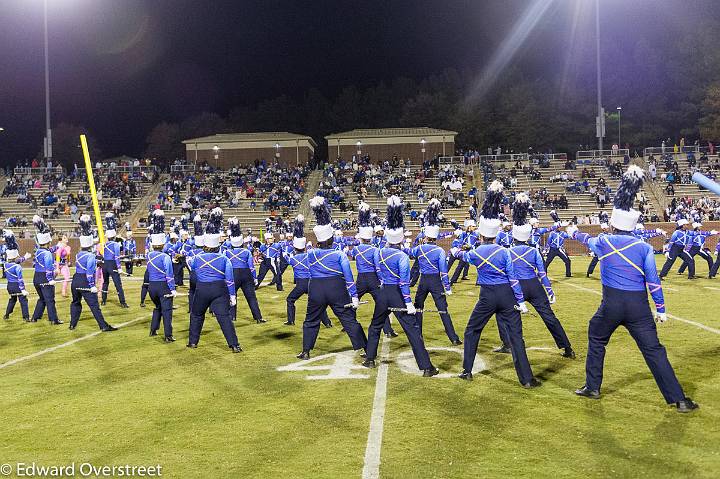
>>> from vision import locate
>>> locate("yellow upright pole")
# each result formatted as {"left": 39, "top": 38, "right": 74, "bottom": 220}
{"left": 80, "top": 134, "right": 106, "bottom": 245}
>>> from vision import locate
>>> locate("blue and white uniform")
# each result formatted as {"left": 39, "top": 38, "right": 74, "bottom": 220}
{"left": 102, "top": 240, "right": 127, "bottom": 305}
{"left": 283, "top": 251, "right": 330, "bottom": 327}
{"left": 70, "top": 250, "right": 110, "bottom": 330}
{"left": 347, "top": 243, "right": 394, "bottom": 335}
{"left": 32, "top": 247, "right": 60, "bottom": 323}
{"left": 659, "top": 228, "right": 695, "bottom": 278}
{"left": 225, "top": 246, "right": 262, "bottom": 322}
{"left": 147, "top": 249, "right": 176, "bottom": 337}
{"left": 4, "top": 260, "right": 29, "bottom": 320}
{"left": 544, "top": 230, "right": 572, "bottom": 277}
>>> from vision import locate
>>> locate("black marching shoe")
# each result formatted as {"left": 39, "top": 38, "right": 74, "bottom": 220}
{"left": 423, "top": 366, "right": 440, "bottom": 377}
{"left": 359, "top": 351, "right": 367, "bottom": 359}
{"left": 284, "top": 321, "right": 294, "bottom": 326}
{"left": 120, "top": 302, "right": 130, "bottom": 308}
{"left": 451, "top": 339, "right": 463, "bottom": 346}
{"left": 687, "top": 275, "right": 699, "bottom": 280}
{"left": 3, "top": 315, "right": 9, "bottom": 320}
{"left": 149, "top": 330, "right": 158, "bottom": 337}
{"left": 22, "top": 317, "right": 30, "bottom": 323}
{"left": 51, "top": 320, "right": 64, "bottom": 325}
{"left": 493, "top": 344, "right": 511, "bottom": 354}
{"left": 101, "top": 300, "right": 107, "bottom": 306}
{"left": 324, "top": 322, "right": 333, "bottom": 328}
{"left": 230, "top": 345, "right": 243, "bottom": 353}
{"left": 186, "top": 343, "right": 198, "bottom": 349}
{"left": 101, "top": 325, "right": 118, "bottom": 332}
{"left": 69, "top": 325, "right": 76, "bottom": 330}
{"left": 256, "top": 318, "right": 267, "bottom": 324}
{"left": 575, "top": 385, "right": 601, "bottom": 399}
{"left": 676, "top": 398, "right": 699, "bottom": 413}
{"left": 140, "top": 302, "right": 146, "bottom": 308}
{"left": 386, "top": 331, "right": 399, "bottom": 338}
{"left": 458, "top": 370, "right": 473, "bottom": 381}
{"left": 362, "top": 359, "right": 376, "bottom": 368}
{"left": 296, "top": 351, "right": 310, "bottom": 360}
{"left": 522, "top": 377, "right": 542, "bottom": 389}
{"left": 562, "top": 347, "right": 576, "bottom": 359}
{"left": 164, "top": 336, "right": 175, "bottom": 342}
{"left": 27, "top": 318, "right": 37, "bottom": 322}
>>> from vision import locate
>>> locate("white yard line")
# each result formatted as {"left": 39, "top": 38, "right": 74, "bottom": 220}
{"left": 0, "top": 315, "right": 148, "bottom": 371}
{"left": 362, "top": 336, "right": 390, "bottom": 479}
{"left": 704, "top": 286, "right": 720, "bottom": 292}
{"left": 564, "top": 283, "right": 720, "bottom": 335}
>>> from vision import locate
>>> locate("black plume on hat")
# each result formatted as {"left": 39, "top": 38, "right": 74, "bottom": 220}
{"left": 79, "top": 214, "right": 93, "bottom": 237}
{"left": 386, "top": 196, "right": 404, "bottom": 230}
{"left": 206, "top": 207, "right": 223, "bottom": 235}
{"left": 426, "top": 198, "right": 441, "bottom": 227}
{"left": 181, "top": 214, "right": 189, "bottom": 231}
{"left": 150, "top": 210, "right": 165, "bottom": 235}
{"left": 229, "top": 217, "right": 242, "bottom": 238}
{"left": 480, "top": 180, "right": 504, "bottom": 220}
{"left": 614, "top": 165, "right": 644, "bottom": 211}
{"left": 310, "top": 196, "right": 332, "bottom": 226}
{"left": 193, "top": 214, "right": 204, "bottom": 236}
{"left": 33, "top": 215, "right": 50, "bottom": 234}
{"left": 550, "top": 210, "right": 560, "bottom": 223}
{"left": 512, "top": 193, "right": 531, "bottom": 226}
{"left": 358, "top": 202, "right": 371, "bottom": 227}
{"left": 3, "top": 230, "right": 19, "bottom": 251}
{"left": 105, "top": 213, "right": 117, "bottom": 231}
{"left": 293, "top": 214, "right": 305, "bottom": 238}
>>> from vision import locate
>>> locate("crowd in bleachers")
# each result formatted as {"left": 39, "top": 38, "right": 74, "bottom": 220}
{"left": 664, "top": 196, "right": 720, "bottom": 222}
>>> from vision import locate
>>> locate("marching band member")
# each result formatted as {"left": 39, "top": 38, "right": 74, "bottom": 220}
{"left": 454, "top": 181, "right": 539, "bottom": 388}
{"left": 31, "top": 215, "right": 62, "bottom": 324}
{"left": 256, "top": 232, "right": 281, "bottom": 290}
{"left": 101, "top": 213, "right": 129, "bottom": 307}
{"left": 544, "top": 221, "right": 573, "bottom": 277}
{"left": 140, "top": 227, "right": 151, "bottom": 307}
{"left": 55, "top": 235, "right": 71, "bottom": 297}
{"left": 147, "top": 210, "right": 177, "bottom": 342}
{"left": 572, "top": 166, "right": 697, "bottom": 412}
{"left": 122, "top": 226, "right": 137, "bottom": 276}
{"left": 3, "top": 230, "right": 31, "bottom": 321}
{"left": 187, "top": 208, "right": 242, "bottom": 352}
{"left": 297, "top": 196, "right": 366, "bottom": 360}
{"left": 371, "top": 224, "right": 387, "bottom": 249}
{"left": 586, "top": 223, "right": 609, "bottom": 277}
{"left": 411, "top": 199, "right": 461, "bottom": 345}
{"left": 527, "top": 218, "right": 558, "bottom": 253}
{"left": 710, "top": 240, "right": 720, "bottom": 279}
{"left": 226, "top": 218, "right": 264, "bottom": 323}
{"left": 495, "top": 220, "right": 513, "bottom": 248}
{"left": 187, "top": 215, "right": 205, "bottom": 313}
{"left": 362, "top": 196, "right": 439, "bottom": 377}
{"left": 348, "top": 202, "right": 396, "bottom": 337}
{"left": 70, "top": 215, "right": 116, "bottom": 332}
{"left": 283, "top": 215, "right": 331, "bottom": 327}
{"left": 509, "top": 193, "right": 575, "bottom": 358}
{"left": 677, "top": 222, "right": 718, "bottom": 277}
{"left": 449, "top": 219, "right": 479, "bottom": 285}
{"left": 659, "top": 219, "right": 696, "bottom": 279}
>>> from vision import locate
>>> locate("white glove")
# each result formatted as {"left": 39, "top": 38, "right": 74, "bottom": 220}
{"left": 655, "top": 312, "right": 668, "bottom": 323}
{"left": 450, "top": 247, "right": 460, "bottom": 256}
{"left": 560, "top": 221, "right": 570, "bottom": 227}
{"left": 21, "top": 289, "right": 29, "bottom": 296}
{"left": 444, "top": 290, "right": 453, "bottom": 296}
{"left": 548, "top": 294, "right": 556, "bottom": 304}
{"left": 566, "top": 225, "right": 578, "bottom": 237}
{"left": 405, "top": 302, "right": 417, "bottom": 315}
{"left": 23, "top": 252, "right": 31, "bottom": 260}
{"left": 515, "top": 302, "right": 529, "bottom": 314}
{"left": 169, "top": 290, "right": 178, "bottom": 297}
{"left": 657, "top": 228, "right": 667, "bottom": 236}
{"left": 254, "top": 279, "right": 259, "bottom": 287}
{"left": 90, "top": 286, "right": 98, "bottom": 294}
{"left": 351, "top": 297, "right": 360, "bottom": 309}
{"left": 229, "top": 295, "right": 237, "bottom": 306}
{"left": 711, "top": 230, "right": 718, "bottom": 235}
{"left": 47, "top": 280, "right": 56, "bottom": 286}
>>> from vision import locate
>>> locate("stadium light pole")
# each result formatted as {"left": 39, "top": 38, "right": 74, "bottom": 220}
{"left": 356, "top": 141, "right": 362, "bottom": 156}
{"left": 213, "top": 144, "right": 219, "bottom": 170}
{"left": 617, "top": 106, "right": 622, "bottom": 148}
{"left": 595, "top": 0, "right": 604, "bottom": 152}
{"left": 421, "top": 138, "right": 426, "bottom": 162}
{"left": 43, "top": 0, "right": 53, "bottom": 163}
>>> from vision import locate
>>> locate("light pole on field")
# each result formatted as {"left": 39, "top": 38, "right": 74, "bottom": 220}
{"left": 617, "top": 106, "right": 622, "bottom": 148}
{"left": 595, "top": 0, "right": 604, "bottom": 152}
{"left": 213, "top": 145, "right": 220, "bottom": 169}
{"left": 421, "top": 138, "right": 426, "bottom": 162}
{"left": 43, "top": 0, "right": 53, "bottom": 162}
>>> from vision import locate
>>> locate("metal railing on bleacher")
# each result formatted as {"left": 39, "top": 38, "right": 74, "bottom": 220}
{"left": 576, "top": 149, "right": 629, "bottom": 159}
{"left": 91, "top": 165, "right": 157, "bottom": 175}
{"left": 643, "top": 146, "right": 708, "bottom": 157}
{"left": 13, "top": 166, "right": 65, "bottom": 176}
{"left": 438, "top": 156, "right": 465, "bottom": 165}
{"left": 476, "top": 153, "right": 529, "bottom": 163}
{"left": 170, "top": 164, "right": 197, "bottom": 173}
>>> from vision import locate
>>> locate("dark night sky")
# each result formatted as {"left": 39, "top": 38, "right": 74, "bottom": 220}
{"left": 0, "top": 0, "right": 712, "bottom": 162}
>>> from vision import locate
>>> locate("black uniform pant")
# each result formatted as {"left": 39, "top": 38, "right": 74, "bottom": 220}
{"left": 678, "top": 246, "right": 713, "bottom": 274}
{"left": 141, "top": 269, "right": 150, "bottom": 304}
{"left": 366, "top": 285, "right": 432, "bottom": 370}
{"left": 303, "top": 276, "right": 367, "bottom": 352}
{"left": 5, "top": 282, "right": 29, "bottom": 319}
{"left": 286, "top": 278, "right": 330, "bottom": 326}
{"left": 497, "top": 279, "right": 571, "bottom": 349}
{"left": 149, "top": 281, "right": 174, "bottom": 337}
{"left": 711, "top": 253, "right": 720, "bottom": 278}
{"left": 463, "top": 284, "right": 534, "bottom": 384}
{"left": 102, "top": 263, "right": 126, "bottom": 303}
{"left": 587, "top": 255, "right": 599, "bottom": 275}
{"left": 544, "top": 247, "right": 571, "bottom": 277}
{"left": 70, "top": 274, "right": 108, "bottom": 330}
{"left": 356, "top": 272, "right": 393, "bottom": 334}
{"left": 409, "top": 260, "right": 420, "bottom": 287}
{"left": 188, "top": 270, "right": 196, "bottom": 313}
{"left": 232, "top": 268, "right": 262, "bottom": 321}
{"left": 173, "top": 258, "right": 185, "bottom": 286}
{"left": 189, "top": 280, "right": 239, "bottom": 347}
{"left": 450, "top": 259, "right": 470, "bottom": 284}
{"left": 278, "top": 257, "right": 289, "bottom": 277}
{"left": 414, "top": 273, "right": 458, "bottom": 342}
{"left": 585, "top": 286, "right": 685, "bottom": 403}
{"left": 32, "top": 271, "right": 60, "bottom": 323}
{"left": 660, "top": 243, "right": 694, "bottom": 278}
{"left": 257, "top": 257, "right": 281, "bottom": 289}
{"left": 125, "top": 259, "right": 134, "bottom": 275}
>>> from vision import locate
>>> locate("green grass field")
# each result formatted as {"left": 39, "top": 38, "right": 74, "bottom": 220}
{"left": 0, "top": 256, "right": 718, "bottom": 479}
